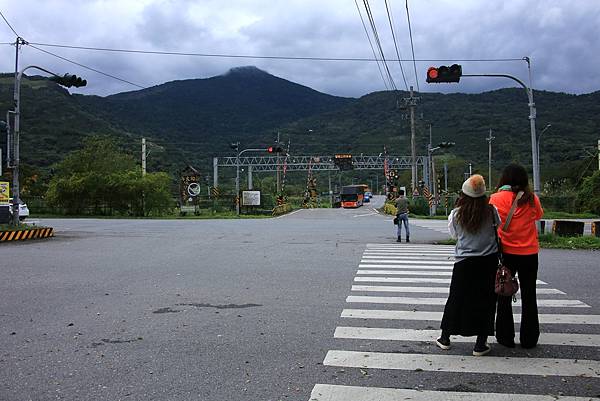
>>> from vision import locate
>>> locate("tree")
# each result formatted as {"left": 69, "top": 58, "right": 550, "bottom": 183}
{"left": 46, "top": 136, "right": 172, "bottom": 215}
{"left": 576, "top": 170, "right": 600, "bottom": 215}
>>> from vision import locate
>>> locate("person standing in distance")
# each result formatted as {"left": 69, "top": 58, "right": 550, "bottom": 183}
{"left": 490, "top": 164, "right": 544, "bottom": 349}
{"left": 437, "top": 174, "right": 501, "bottom": 356}
{"left": 395, "top": 189, "right": 410, "bottom": 243}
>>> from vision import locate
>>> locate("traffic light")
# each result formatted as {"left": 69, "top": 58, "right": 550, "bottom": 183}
{"left": 49, "top": 73, "right": 87, "bottom": 88}
{"left": 267, "top": 145, "right": 284, "bottom": 153}
{"left": 426, "top": 64, "right": 462, "bottom": 83}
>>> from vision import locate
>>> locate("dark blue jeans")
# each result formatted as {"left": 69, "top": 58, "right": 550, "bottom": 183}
{"left": 396, "top": 213, "right": 410, "bottom": 237}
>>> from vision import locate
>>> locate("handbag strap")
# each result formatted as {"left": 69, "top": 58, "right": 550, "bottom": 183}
{"left": 502, "top": 191, "right": 524, "bottom": 231}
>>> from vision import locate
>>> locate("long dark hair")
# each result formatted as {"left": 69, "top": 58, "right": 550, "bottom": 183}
{"left": 455, "top": 193, "right": 492, "bottom": 233}
{"left": 496, "top": 163, "right": 534, "bottom": 206}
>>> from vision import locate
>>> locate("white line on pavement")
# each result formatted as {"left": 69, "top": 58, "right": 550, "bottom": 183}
{"left": 340, "top": 309, "right": 600, "bottom": 324}
{"left": 353, "top": 276, "right": 548, "bottom": 285}
{"left": 334, "top": 327, "right": 600, "bottom": 347}
{"left": 309, "top": 384, "right": 600, "bottom": 401}
{"left": 356, "top": 270, "right": 452, "bottom": 276}
{"left": 323, "top": 350, "right": 600, "bottom": 378}
{"left": 358, "top": 264, "right": 453, "bottom": 269}
{"left": 360, "top": 258, "right": 455, "bottom": 264}
{"left": 346, "top": 295, "right": 589, "bottom": 308}
{"left": 350, "top": 285, "right": 565, "bottom": 295}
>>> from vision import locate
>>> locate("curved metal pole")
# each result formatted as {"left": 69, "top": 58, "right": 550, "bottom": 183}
{"left": 462, "top": 72, "right": 539, "bottom": 196}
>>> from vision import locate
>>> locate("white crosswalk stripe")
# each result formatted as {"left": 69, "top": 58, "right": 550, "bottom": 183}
{"left": 334, "top": 327, "right": 600, "bottom": 347}
{"left": 323, "top": 350, "right": 600, "bottom": 377}
{"left": 351, "top": 285, "right": 565, "bottom": 295}
{"left": 309, "top": 244, "right": 600, "bottom": 400}
{"left": 309, "top": 384, "right": 599, "bottom": 401}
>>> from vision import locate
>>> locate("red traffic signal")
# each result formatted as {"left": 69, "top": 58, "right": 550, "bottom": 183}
{"left": 267, "top": 145, "right": 283, "bottom": 153}
{"left": 426, "top": 64, "right": 462, "bottom": 83}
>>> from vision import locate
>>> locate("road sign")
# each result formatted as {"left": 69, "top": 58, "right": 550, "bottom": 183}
{"left": 242, "top": 191, "right": 261, "bottom": 206}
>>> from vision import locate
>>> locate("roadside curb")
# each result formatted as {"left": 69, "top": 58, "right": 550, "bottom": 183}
{"left": 0, "top": 227, "right": 54, "bottom": 242}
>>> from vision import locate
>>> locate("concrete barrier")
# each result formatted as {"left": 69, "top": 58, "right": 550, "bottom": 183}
{"left": 552, "top": 220, "right": 584, "bottom": 237}
{"left": 0, "top": 227, "right": 54, "bottom": 242}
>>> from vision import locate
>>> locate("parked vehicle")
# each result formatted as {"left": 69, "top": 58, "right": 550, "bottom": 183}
{"left": 9, "top": 198, "right": 30, "bottom": 220}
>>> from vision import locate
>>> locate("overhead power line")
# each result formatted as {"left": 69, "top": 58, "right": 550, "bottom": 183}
{"left": 27, "top": 41, "right": 523, "bottom": 63}
{"left": 355, "top": 0, "right": 389, "bottom": 90}
{"left": 0, "top": 10, "right": 19, "bottom": 37}
{"left": 362, "top": 0, "right": 397, "bottom": 91}
{"left": 384, "top": 0, "right": 409, "bottom": 91}
{"left": 405, "top": 0, "right": 420, "bottom": 92}
{"left": 28, "top": 43, "right": 147, "bottom": 89}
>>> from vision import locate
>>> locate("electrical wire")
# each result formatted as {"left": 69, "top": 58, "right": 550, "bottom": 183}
{"left": 28, "top": 41, "right": 524, "bottom": 63}
{"left": 27, "top": 43, "right": 147, "bottom": 89}
{"left": 384, "top": 0, "right": 409, "bottom": 91}
{"left": 355, "top": 0, "right": 389, "bottom": 90}
{"left": 405, "top": 0, "right": 420, "bottom": 92}
{"left": 363, "top": 0, "right": 397, "bottom": 90}
{"left": 0, "top": 10, "right": 19, "bottom": 37}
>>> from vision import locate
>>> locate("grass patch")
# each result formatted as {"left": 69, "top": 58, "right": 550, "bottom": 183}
{"left": 0, "top": 223, "right": 49, "bottom": 231}
{"left": 434, "top": 235, "right": 600, "bottom": 250}
{"left": 538, "top": 233, "right": 600, "bottom": 250}
{"left": 542, "top": 211, "right": 599, "bottom": 219}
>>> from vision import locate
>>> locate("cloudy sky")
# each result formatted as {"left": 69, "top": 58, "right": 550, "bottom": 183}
{"left": 0, "top": 0, "right": 598, "bottom": 98}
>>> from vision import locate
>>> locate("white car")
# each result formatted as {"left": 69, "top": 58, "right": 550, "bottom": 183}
{"left": 9, "top": 198, "right": 30, "bottom": 221}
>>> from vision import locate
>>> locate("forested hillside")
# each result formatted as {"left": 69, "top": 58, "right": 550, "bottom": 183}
{"left": 0, "top": 67, "right": 598, "bottom": 196}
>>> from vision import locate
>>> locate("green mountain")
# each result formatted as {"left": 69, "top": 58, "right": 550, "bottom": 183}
{"left": 1, "top": 67, "right": 598, "bottom": 194}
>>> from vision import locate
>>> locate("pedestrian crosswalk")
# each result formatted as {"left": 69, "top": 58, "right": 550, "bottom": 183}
{"left": 309, "top": 244, "right": 600, "bottom": 401}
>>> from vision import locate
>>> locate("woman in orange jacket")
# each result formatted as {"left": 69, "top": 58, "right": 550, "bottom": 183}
{"left": 489, "top": 164, "right": 544, "bottom": 348}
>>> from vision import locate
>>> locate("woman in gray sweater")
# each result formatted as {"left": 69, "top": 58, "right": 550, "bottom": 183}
{"left": 436, "top": 174, "right": 501, "bottom": 356}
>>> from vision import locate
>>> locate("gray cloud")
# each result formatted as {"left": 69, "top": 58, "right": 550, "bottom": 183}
{"left": 0, "top": 0, "right": 598, "bottom": 97}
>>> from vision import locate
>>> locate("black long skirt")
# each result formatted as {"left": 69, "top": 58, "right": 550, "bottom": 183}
{"left": 440, "top": 254, "right": 498, "bottom": 337}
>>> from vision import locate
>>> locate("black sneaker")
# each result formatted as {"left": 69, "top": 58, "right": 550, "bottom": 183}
{"left": 472, "top": 343, "right": 491, "bottom": 356}
{"left": 435, "top": 337, "right": 451, "bottom": 350}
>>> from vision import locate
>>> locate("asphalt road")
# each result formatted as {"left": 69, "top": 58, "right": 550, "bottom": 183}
{"left": 1, "top": 197, "right": 599, "bottom": 401}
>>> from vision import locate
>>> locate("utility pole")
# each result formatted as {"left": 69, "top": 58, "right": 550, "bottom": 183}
{"left": 404, "top": 86, "right": 419, "bottom": 196}
{"left": 486, "top": 129, "right": 495, "bottom": 187}
{"left": 9, "top": 37, "right": 23, "bottom": 225}
{"left": 598, "top": 139, "right": 600, "bottom": 171}
{"left": 276, "top": 132, "right": 281, "bottom": 193}
{"left": 141, "top": 137, "right": 147, "bottom": 176}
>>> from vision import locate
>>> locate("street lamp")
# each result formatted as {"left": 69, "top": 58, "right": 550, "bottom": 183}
{"left": 537, "top": 124, "right": 551, "bottom": 164}
{"left": 428, "top": 142, "right": 455, "bottom": 215}
{"left": 7, "top": 65, "right": 86, "bottom": 225}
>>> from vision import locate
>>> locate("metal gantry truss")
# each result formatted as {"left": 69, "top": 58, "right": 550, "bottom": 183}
{"left": 213, "top": 155, "right": 427, "bottom": 188}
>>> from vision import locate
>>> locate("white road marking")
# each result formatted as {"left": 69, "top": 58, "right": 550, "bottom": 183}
{"left": 360, "top": 258, "right": 455, "bottom": 264}
{"left": 334, "top": 327, "right": 600, "bottom": 347}
{"left": 346, "top": 295, "right": 589, "bottom": 308}
{"left": 362, "top": 254, "right": 455, "bottom": 264}
{"left": 309, "top": 384, "right": 600, "bottom": 401}
{"left": 358, "top": 264, "right": 453, "bottom": 270}
{"left": 353, "top": 276, "right": 548, "bottom": 285}
{"left": 350, "top": 285, "right": 564, "bottom": 295}
{"left": 340, "top": 309, "right": 600, "bottom": 324}
{"left": 323, "top": 350, "right": 600, "bottom": 378}
{"left": 357, "top": 270, "right": 452, "bottom": 276}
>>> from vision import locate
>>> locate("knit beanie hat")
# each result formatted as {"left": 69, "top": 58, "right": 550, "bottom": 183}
{"left": 462, "top": 174, "right": 486, "bottom": 198}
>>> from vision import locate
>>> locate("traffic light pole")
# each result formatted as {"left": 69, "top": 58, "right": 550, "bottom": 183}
{"left": 461, "top": 71, "right": 539, "bottom": 197}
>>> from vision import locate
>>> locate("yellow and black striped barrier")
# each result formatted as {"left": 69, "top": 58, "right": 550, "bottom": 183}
{"left": 0, "top": 227, "right": 54, "bottom": 242}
